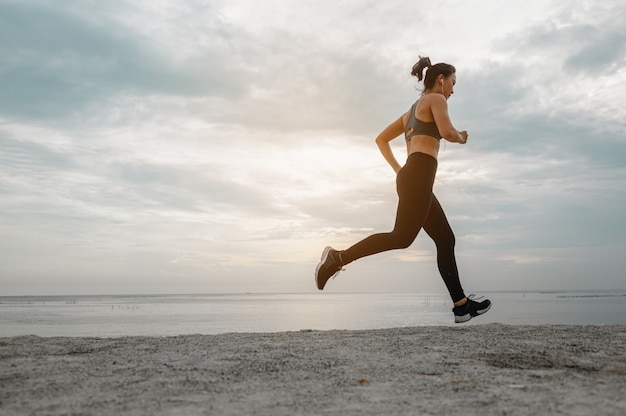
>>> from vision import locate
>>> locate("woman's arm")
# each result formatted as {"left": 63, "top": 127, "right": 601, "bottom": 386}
{"left": 430, "top": 95, "right": 467, "bottom": 144}
{"left": 375, "top": 117, "right": 405, "bottom": 174}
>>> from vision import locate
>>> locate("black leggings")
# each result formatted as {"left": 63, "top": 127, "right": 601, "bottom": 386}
{"left": 341, "top": 152, "right": 466, "bottom": 303}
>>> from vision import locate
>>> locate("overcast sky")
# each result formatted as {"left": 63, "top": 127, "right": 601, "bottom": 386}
{"left": 1, "top": 0, "right": 625, "bottom": 295}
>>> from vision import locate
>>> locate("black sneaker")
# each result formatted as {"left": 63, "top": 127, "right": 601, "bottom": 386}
{"left": 453, "top": 295, "right": 491, "bottom": 323}
{"left": 315, "top": 246, "right": 343, "bottom": 290}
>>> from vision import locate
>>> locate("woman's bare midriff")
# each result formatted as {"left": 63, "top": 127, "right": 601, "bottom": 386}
{"left": 405, "top": 135, "right": 440, "bottom": 160}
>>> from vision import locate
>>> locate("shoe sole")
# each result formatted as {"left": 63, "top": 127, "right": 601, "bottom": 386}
{"left": 315, "top": 246, "right": 333, "bottom": 290}
{"left": 454, "top": 302, "right": 492, "bottom": 324}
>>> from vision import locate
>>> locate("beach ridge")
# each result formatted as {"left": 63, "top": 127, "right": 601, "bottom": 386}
{"left": 1, "top": 324, "right": 625, "bottom": 415}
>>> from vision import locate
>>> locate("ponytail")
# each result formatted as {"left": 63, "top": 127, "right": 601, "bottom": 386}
{"left": 411, "top": 55, "right": 456, "bottom": 92}
{"left": 411, "top": 56, "right": 432, "bottom": 81}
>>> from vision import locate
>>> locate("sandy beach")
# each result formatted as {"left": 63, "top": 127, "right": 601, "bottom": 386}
{"left": 1, "top": 324, "right": 625, "bottom": 415}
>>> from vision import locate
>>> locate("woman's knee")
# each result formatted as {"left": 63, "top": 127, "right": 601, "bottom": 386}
{"left": 392, "top": 230, "right": 419, "bottom": 249}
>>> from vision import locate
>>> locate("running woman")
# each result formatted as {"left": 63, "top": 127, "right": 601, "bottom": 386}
{"left": 314, "top": 56, "right": 491, "bottom": 323}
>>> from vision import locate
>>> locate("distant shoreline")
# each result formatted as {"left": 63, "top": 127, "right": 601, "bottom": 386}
{"left": 2, "top": 324, "right": 625, "bottom": 415}
{"left": 2, "top": 289, "right": 626, "bottom": 298}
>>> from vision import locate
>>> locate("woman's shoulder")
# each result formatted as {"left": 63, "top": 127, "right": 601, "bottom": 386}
{"left": 419, "top": 93, "right": 446, "bottom": 104}
{"left": 418, "top": 94, "right": 447, "bottom": 112}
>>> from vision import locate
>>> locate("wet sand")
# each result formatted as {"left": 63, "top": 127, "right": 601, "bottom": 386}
{"left": 1, "top": 324, "right": 625, "bottom": 415}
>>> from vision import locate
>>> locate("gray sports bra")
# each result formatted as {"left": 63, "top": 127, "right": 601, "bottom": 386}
{"left": 404, "top": 100, "right": 442, "bottom": 141}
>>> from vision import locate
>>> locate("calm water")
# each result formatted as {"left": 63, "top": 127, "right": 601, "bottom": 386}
{"left": 0, "top": 291, "right": 625, "bottom": 338}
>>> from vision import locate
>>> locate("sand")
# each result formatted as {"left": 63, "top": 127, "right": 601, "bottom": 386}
{"left": 1, "top": 324, "right": 625, "bottom": 415}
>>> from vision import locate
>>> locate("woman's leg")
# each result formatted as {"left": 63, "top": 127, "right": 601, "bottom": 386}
{"left": 423, "top": 195, "right": 493, "bottom": 322}
{"left": 340, "top": 155, "right": 437, "bottom": 265}
{"left": 315, "top": 153, "right": 437, "bottom": 291}
{"left": 422, "top": 195, "right": 466, "bottom": 303}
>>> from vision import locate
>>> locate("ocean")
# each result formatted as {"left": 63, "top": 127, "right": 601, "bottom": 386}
{"left": 1, "top": 291, "right": 625, "bottom": 338}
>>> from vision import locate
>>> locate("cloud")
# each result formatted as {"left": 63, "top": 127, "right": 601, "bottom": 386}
{"left": 485, "top": 3, "right": 626, "bottom": 129}
{"left": 499, "top": 254, "right": 567, "bottom": 265}
{"left": 565, "top": 29, "right": 626, "bottom": 75}
{"left": 0, "top": 1, "right": 251, "bottom": 121}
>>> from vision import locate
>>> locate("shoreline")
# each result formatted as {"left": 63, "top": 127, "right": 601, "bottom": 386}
{"left": 3, "top": 291, "right": 626, "bottom": 338}
{"left": 2, "top": 324, "right": 625, "bottom": 415}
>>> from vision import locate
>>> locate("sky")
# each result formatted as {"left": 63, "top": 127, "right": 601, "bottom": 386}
{"left": 1, "top": 0, "right": 625, "bottom": 296}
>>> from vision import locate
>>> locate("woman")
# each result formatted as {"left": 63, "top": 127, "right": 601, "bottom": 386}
{"left": 314, "top": 56, "right": 491, "bottom": 323}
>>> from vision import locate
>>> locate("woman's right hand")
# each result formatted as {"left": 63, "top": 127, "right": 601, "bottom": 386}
{"left": 458, "top": 130, "right": 468, "bottom": 144}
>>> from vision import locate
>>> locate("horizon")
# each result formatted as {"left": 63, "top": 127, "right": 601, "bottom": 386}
{"left": 2, "top": 288, "right": 626, "bottom": 298}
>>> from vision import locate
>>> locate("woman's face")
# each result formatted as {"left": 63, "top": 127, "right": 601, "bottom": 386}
{"left": 442, "top": 73, "right": 456, "bottom": 100}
